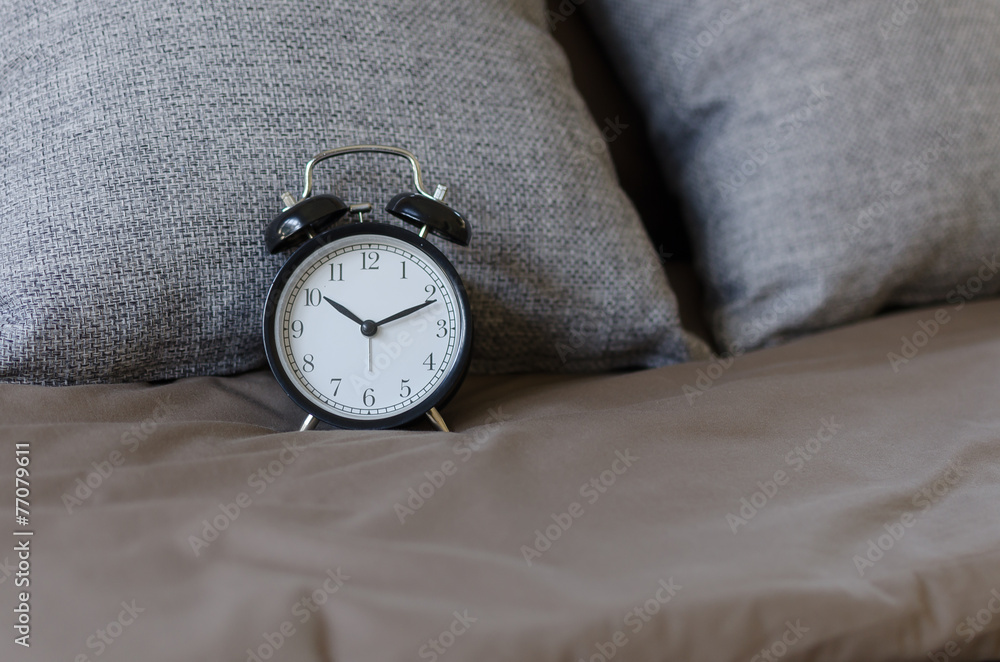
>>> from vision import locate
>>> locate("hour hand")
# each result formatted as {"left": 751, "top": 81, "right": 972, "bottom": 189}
{"left": 375, "top": 299, "right": 437, "bottom": 327}
{"left": 323, "top": 297, "right": 365, "bottom": 326}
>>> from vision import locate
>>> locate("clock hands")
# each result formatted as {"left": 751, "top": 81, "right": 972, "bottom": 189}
{"left": 375, "top": 299, "right": 437, "bottom": 327}
{"left": 324, "top": 296, "right": 436, "bottom": 376}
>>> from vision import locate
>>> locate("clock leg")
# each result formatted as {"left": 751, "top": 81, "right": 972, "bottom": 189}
{"left": 299, "top": 414, "right": 319, "bottom": 432}
{"left": 426, "top": 407, "right": 450, "bottom": 433}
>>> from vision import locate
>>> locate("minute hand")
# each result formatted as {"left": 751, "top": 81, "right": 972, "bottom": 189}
{"left": 375, "top": 299, "right": 437, "bottom": 326}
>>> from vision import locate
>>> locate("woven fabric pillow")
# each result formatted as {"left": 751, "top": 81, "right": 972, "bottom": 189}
{"left": 586, "top": 0, "right": 1000, "bottom": 351}
{"left": 0, "top": 0, "right": 690, "bottom": 384}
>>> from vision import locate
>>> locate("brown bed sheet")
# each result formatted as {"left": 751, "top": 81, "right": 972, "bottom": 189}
{"left": 2, "top": 299, "right": 999, "bottom": 661}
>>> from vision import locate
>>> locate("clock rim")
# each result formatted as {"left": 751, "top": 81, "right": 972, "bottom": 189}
{"left": 263, "top": 222, "right": 474, "bottom": 430}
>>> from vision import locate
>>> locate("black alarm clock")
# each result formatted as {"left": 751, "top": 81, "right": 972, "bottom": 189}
{"left": 262, "top": 146, "right": 473, "bottom": 432}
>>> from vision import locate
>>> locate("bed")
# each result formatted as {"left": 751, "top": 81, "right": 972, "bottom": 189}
{"left": 3, "top": 298, "right": 1000, "bottom": 660}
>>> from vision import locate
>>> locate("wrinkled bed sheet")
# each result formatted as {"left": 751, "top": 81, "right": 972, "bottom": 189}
{"left": 1, "top": 299, "right": 999, "bottom": 662}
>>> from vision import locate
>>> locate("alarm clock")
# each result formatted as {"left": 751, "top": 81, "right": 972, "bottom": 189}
{"left": 262, "top": 146, "right": 473, "bottom": 432}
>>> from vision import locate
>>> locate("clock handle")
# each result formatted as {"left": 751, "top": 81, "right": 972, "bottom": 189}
{"left": 299, "top": 145, "right": 440, "bottom": 202}
{"left": 297, "top": 410, "right": 451, "bottom": 432}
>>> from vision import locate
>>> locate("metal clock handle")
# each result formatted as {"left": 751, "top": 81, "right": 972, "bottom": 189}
{"left": 298, "top": 145, "right": 447, "bottom": 203}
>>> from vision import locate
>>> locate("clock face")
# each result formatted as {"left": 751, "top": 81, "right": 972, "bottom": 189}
{"left": 263, "top": 223, "right": 472, "bottom": 429}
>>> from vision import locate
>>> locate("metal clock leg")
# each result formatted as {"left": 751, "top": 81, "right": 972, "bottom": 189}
{"left": 299, "top": 412, "right": 449, "bottom": 432}
{"left": 426, "top": 407, "right": 450, "bottom": 433}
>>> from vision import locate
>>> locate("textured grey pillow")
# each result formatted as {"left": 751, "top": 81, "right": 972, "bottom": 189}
{"left": 585, "top": 0, "right": 1000, "bottom": 351}
{"left": 0, "top": 0, "right": 690, "bottom": 384}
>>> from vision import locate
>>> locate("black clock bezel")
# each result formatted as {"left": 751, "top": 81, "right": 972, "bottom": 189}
{"left": 263, "top": 222, "right": 473, "bottom": 430}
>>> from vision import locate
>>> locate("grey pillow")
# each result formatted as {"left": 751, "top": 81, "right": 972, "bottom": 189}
{"left": 0, "top": 0, "right": 690, "bottom": 385}
{"left": 585, "top": 0, "right": 1000, "bottom": 351}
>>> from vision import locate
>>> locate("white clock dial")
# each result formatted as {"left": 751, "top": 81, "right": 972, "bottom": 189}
{"left": 272, "top": 231, "right": 466, "bottom": 422}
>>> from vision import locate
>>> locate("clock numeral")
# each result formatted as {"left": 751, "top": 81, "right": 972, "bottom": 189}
{"left": 423, "top": 353, "right": 436, "bottom": 371}
{"left": 400, "top": 379, "right": 412, "bottom": 398}
{"left": 361, "top": 251, "right": 380, "bottom": 270}
{"left": 330, "top": 378, "right": 342, "bottom": 396}
{"left": 330, "top": 263, "right": 344, "bottom": 281}
{"left": 436, "top": 320, "right": 448, "bottom": 338}
{"left": 302, "top": 354, "right": 315, "bottom": 372}
{"left": 424, "top": 284, "right": 436, "bottom": 302}
{"left": 363, "top": 388, "right": 376, "bottom": 407}
{"left": 303, "top": 289, "right": 322, "bottom": 306}
{"left": 400, "top": 261, "right": 407, "bottom": 279}
{"left": 291, "top": 320, "right": 304, "bottom": 339}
